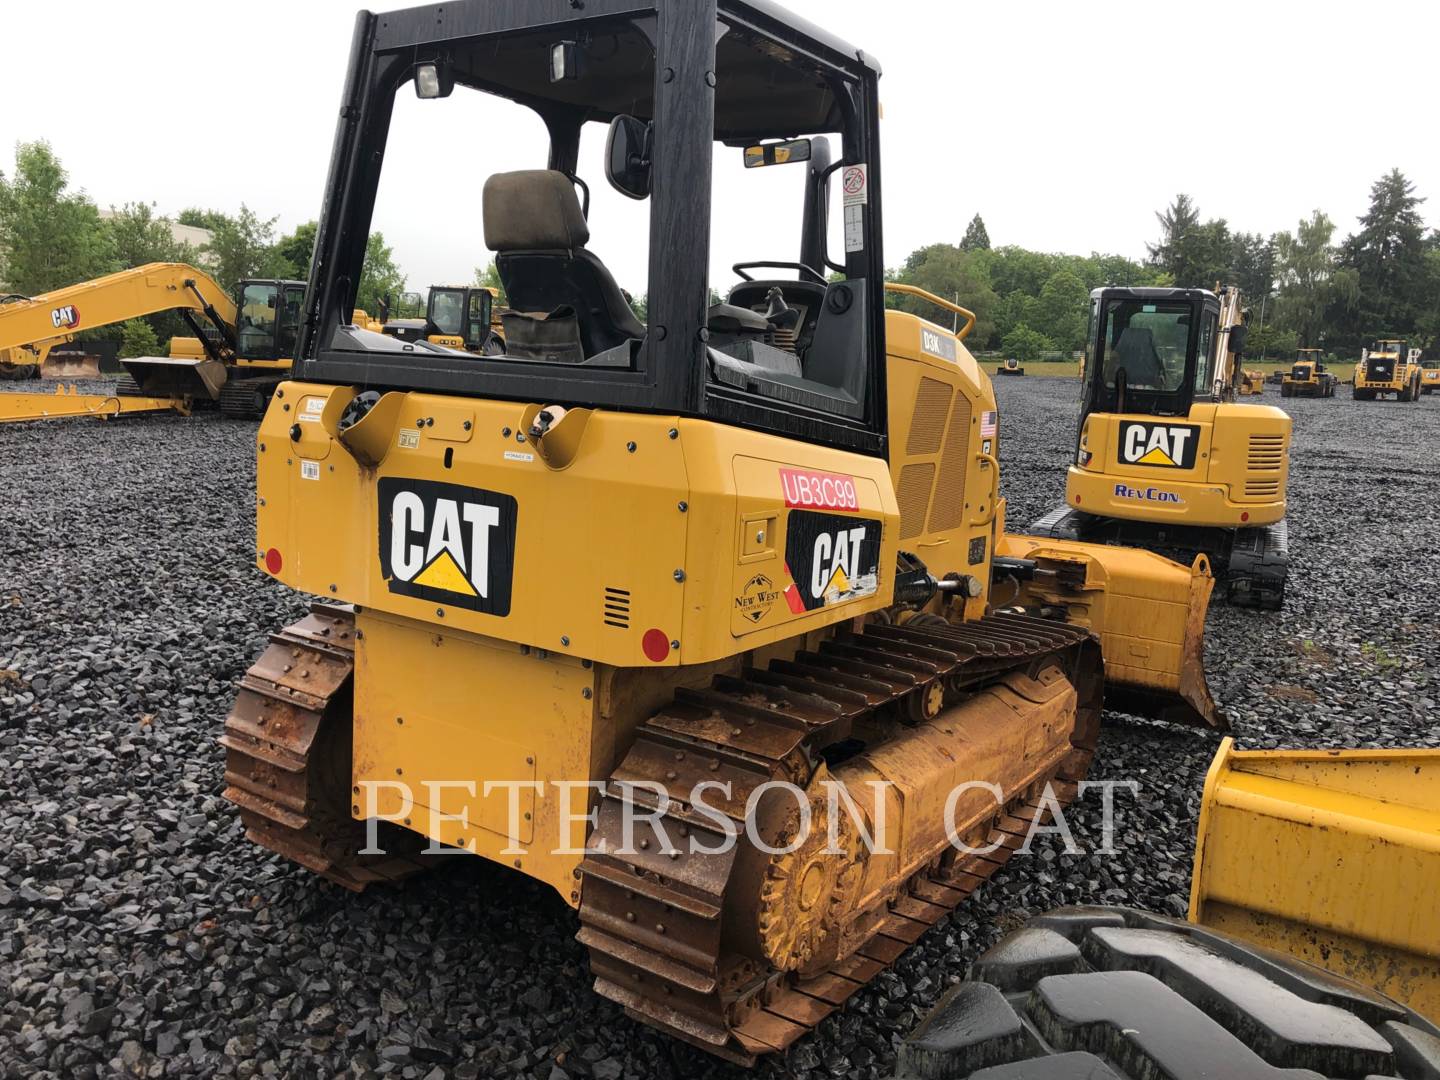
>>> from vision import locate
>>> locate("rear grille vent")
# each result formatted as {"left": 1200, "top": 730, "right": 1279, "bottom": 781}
{"left": 928, "top": 394, "right": 973, "bottom": 532}
{"left": 1244, "top": 478, "right": 1282, "bottom": 497}
{"left": 895, "top": 462, "right": 936, "bottom": 540}
{"left": 603, "top": 587, "right": 631, "bottom": 629}
{"left": 1247, "top": 435, "right": 1285, "bottom": 472}
{"left": 906, "top": 378, "right": 953, "bottom": 456}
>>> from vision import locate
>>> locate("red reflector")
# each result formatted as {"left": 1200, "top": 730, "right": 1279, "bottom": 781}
{"left": 1240, "top": 512, "right": 1250, "bottom": 523}
{"left": 264, "top": 548, "right": 283, "bottom": 574}
{"left": 642, "top": 629, "right": 670, "bottom": 663}
{"left": 1074, "top": 496, "right": 1082, "bottom": 505}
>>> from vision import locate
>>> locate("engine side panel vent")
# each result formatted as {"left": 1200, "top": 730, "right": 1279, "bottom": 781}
{"left": 603, "top": 587, "right": 631, "bottom": 629}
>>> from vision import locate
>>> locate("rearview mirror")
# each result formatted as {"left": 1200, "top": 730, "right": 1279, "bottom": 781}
{"left": 743, "top": 139, "right": 813, "bottom": 168}
{"left": 605, "top": 114, "right": 653, "bottom": 200}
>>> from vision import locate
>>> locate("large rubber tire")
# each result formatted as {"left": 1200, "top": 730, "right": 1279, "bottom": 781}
{"left": 894, "top": 906, "right": 1440, "bottom": 1079}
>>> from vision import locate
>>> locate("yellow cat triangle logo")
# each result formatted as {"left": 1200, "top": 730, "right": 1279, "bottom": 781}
{"left": 412, "top": 549, "right": 478, "bottom": 596}
{"left": 1136, "top": 446, "right": 1178, "bottom": 467}
{"left": 825, "top": 565, "right": 852, "bottom": 597}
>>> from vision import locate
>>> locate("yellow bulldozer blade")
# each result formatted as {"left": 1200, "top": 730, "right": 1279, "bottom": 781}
{"left": 120, "top": 355, "right": 227, "bottom": 401}
{"left": 996, "top": 532, "right": 1223, "bottom": 729}
{"left": 40, "top": 353, "right": 101, "bottom": 379}
{"left": 0, "top": 383, "right": 182, "bottom": 423}
{"left": 1190, "top": 738, "right": 1440, "bottom": 1023}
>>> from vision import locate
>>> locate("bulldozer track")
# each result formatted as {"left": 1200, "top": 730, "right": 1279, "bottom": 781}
{"left": 219, "top": 604, "right": 429, "bottom": 891}
{"left": 219, "top": 374, "right": 283, "bottom": 420}
{"left": 576, "top": 613, "right": 1101, "bottom": 1064}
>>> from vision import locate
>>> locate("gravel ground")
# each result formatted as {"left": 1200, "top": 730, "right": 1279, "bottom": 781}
{"left": 1, "top": 378, "right": 1436, "bottom": 1079}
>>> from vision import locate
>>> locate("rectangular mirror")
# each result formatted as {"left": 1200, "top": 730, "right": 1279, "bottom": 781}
{"left": 743, "top": 138, "right": 813, "bottom": 169}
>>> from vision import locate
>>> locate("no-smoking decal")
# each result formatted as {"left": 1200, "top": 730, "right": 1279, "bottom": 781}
{"left": 842, "top": 164, "right": 869, "bottom": 206}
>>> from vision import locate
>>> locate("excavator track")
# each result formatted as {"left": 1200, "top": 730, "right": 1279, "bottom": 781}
{"left": 219, "top": 375, "right": 284, "bottom": 420}
{"left": 219, "top": 603, "right": 429, "bottom": 891}
{"left": 576, "top": 612, "right": 1102, "bottom": 1064}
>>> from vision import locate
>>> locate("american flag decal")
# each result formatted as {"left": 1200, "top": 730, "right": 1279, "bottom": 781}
{"left": 980, "top": 411, "right": 997, "bottom": 437}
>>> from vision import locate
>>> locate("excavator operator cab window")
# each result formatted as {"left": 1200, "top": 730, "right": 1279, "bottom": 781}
{"left": 238, "top": 283, "right": 279, "bottom": 359}
{"left": 428, "top": 289, "right": 464, "bottom": 339}
{"left": 277, "top": 285, "right": 304, "bottom": 360}
{"left": 1086, "top": 290, "right": 1216, "bottom": 419}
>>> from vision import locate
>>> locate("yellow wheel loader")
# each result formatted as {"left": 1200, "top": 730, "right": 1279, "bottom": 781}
{"left": 1281, "top": 348, "right": 1338, "bottom": 397}
{"left": 221, "top": 2, "right": 1222, "bottom": 1063}
{"left": 379, "top": 285, "right": 502, "bottom": 353}
{"left": 1420, "top": 356, "right": 1440, "bottom": 395}
{"left": 1353, "top": 339, "right": 1423, "bottom": 401}
{"left": 0, "top": 263, "right": 303, "bottom": 423}
{"left": 1030, "top": 286, "right": 1292, "bottom": 610}
{"left": 995, "top": 357, "right": 1026, "bottom": 376}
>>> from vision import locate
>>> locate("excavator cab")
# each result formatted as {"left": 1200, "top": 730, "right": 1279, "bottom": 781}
{"left": 234, "top": 280, "right": 307, "bottom": 361}
{"left": 1081, "top": 287, "right": 1220, "bottom": 420}
{"left": 1031, "top": 285, "right": 1294, "bottom": 609}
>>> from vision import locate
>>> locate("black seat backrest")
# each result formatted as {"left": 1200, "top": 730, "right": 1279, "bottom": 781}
{"left": 483, "top": 170, "right": 644, "bottom": 357}
{"left": 1109, "top": 327, "right": 1164, "bottom": 387}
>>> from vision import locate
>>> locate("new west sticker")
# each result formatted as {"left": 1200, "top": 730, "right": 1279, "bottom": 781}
{"left": 378, "top": 477, "right": 518, "bottom": 615}
{"left": 1117, "top": 421, "right": 1199, "bottom": 469}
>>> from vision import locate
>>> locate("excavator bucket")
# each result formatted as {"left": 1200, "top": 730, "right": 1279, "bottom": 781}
{"left": 996, "top": 532, "right": 1223, "bottom": 729}
{"left": 120, "top": 355, "right": 228, "bottom": 401}
{"left": 1189, "top": 738, "right": 1440, "bottom": 1022}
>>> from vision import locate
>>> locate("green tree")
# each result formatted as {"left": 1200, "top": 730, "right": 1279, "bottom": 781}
{"left": 1147, "top": 194, "right": 1232, "bottom": 287}
{"left": 273, "top": 220, "right": 318, "bottom": 280}
{"left": 1336, "top": 169, "right": 1428, "bottom": 348}
{"left": 105, "top": 201, "right": 195, "bottom": 269}
{"left": 1274, "top": 210, "right": 1358, "bottom": 348}
{"left": 176, "top": 207, "right": 232, "bottom": 233}
{"left": 200, "top": 205, "right": 289, "bottom": 293}
{"left": 0, "top": 141, "right": 114, "bottom": 294}
{"left": 356, "top": 232, "right": 406, "bottom": 316}
{"left": 890, "top": 243, "right": 999, "bottom": 344}
{"left": 960, "top": 214, "right": 990, "bottom": 252}
{"left": 117, "top": 319, "right": 160, "bottom": 359}
{"left": 473, "top": 259, "right": 508, "bottom": 306}
{"left": 1229, "top": 232, "right": 1276, "bottom": 305}
{"left": 1000, "top": 324, "right": 1053, "bottom": 361}
{"left": 1034, "top": 269, "right": 1088, "bottom": 352}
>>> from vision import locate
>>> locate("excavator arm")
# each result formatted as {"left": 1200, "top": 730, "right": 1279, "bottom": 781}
{"left": 0, "top": 262, "right": 238, "bottom": 361}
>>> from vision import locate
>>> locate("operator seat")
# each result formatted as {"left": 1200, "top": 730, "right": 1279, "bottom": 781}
{"left": 1108, "top": 327, "right": 1165, "bottom": 388}
{"left": 482, "top": 170, "right": 644, "bottom": 357}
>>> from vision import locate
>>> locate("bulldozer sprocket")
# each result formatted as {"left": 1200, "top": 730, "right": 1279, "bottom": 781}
{"left": 576, "top": 613, "right": 1102, "bottom": 1064}
{"left": 219, "top": 604, "right": 430, "bottom": 891}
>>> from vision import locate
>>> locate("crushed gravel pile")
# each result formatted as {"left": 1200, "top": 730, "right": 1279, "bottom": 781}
{"left": 1, "top": 378, "right": 1435, "bottom": 1079}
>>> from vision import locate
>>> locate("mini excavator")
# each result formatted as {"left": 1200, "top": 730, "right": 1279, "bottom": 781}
{"left": 222, "top": 0, "right": 1225, "bottom": 1063}
{"left": 1031, "top": 285, "right": 1293, "bottom": 610}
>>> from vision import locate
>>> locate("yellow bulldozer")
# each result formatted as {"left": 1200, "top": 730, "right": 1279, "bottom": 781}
{"left": 219, "top": 0, "right": 1225, "bottom": 1064}
{"left": 0, "top": 263, "right": 304, "bottom": 422}
{"left": 1029, "top": 285, "right": 1293, "bottom": 610}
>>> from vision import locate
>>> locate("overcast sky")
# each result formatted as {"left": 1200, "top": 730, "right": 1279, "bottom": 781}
{"left": 4, "top": 1, "right": 1437, "bottom": 297}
